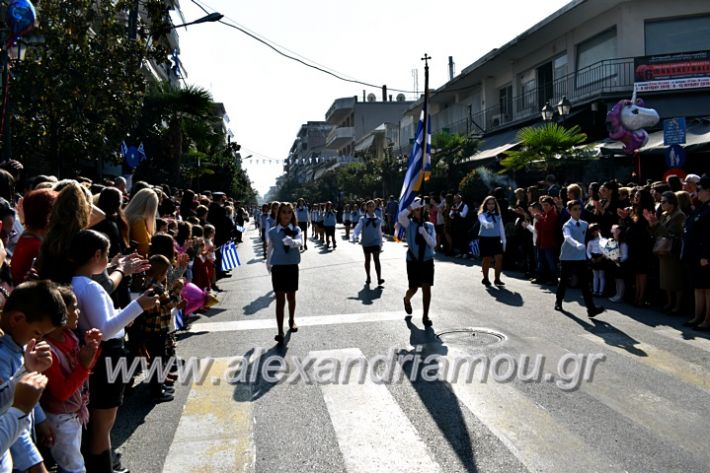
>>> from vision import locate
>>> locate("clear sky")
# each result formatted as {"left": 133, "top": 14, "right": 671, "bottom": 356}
{"left": 177, "top": 0, "right": 571, "bottom": 196}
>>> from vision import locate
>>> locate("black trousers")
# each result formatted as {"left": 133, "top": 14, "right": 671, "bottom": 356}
{"left": 556, "top": 260, "right": 594, "bottom": 308}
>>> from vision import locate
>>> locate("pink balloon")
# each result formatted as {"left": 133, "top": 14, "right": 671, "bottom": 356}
{"left": 181, "top": 283, "right": 207, "bottom": 316}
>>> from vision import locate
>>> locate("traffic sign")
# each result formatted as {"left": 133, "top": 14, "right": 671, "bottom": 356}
{"left": 663, "top": 117, "right": 686, "bottom": 145}
{"left": 665, "top": 144, "right": 686, "bottom": 168}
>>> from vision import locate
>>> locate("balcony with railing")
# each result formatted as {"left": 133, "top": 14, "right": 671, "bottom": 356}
{"left": 326, "top": 126, "right": 355, "bottom": 149}
{"left": 325, "top": 97, "right": 356, "bottom": 125}
{"left": 463, "top": 58, "right": 636, "bottom": 134}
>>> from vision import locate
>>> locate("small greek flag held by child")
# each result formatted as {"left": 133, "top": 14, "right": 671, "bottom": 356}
{"left": 174, "top": 308, "right": 185, "bottom": 331}
{"left": 469, "top": 239, "right": 480, "bottom": 258}
{"left": 220, "top": 241, "right": 241, "bottom": 271}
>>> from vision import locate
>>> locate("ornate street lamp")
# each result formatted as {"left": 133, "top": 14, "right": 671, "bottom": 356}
{"left": 557, "top": 96, "right": 572, "bottom": 117}
{"left": 541, "top": 102, "right": 555, "bottom": 121}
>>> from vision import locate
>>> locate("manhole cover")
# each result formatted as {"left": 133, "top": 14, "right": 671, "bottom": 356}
{"left": 437, "top": 329, "right": 506, "bottom": 347}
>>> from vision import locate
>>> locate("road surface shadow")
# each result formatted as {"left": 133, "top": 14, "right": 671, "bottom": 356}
{"left": 558, "top": 308, "right": 647, "bottom": 357}
{"left": 484, "top": 286, "right": 524, "bottom": 306}
{"left": 243, "top": 291, "right": 274, "bottom": 315}
{"left": 347, "top": 284, "right": 384, "bottom": 305}
{"left": 398, "top": 318, "right": 478, "bottom": 472}
{"left": 233, "top": 341, "right": 290, "bottom": 402}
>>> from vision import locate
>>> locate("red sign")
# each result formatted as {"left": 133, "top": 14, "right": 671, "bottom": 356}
{"left": 635, "top": 51, "right": 710, "bottom": 91}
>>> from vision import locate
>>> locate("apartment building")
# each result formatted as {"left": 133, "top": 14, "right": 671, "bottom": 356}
{"left": 401, "top": 0, "right": 710, "bottom": 175}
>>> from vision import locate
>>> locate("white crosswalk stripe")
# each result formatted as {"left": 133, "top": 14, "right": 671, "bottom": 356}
{"left": 158, "top": 331, "right": 710, "bottom": 472}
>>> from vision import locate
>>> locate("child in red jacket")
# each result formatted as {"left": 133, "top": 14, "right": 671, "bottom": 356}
{"left": 41, "top": 286, "right": 101, "bottom": 473}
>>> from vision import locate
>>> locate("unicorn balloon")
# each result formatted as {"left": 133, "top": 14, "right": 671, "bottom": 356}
{"left": 606, "top": 87, "right": 659, "bottom": 155}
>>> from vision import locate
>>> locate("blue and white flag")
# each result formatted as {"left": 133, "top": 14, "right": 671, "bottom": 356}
{"left": 220, "top": 241, "right": 241, "bottom": 272}
{"left": 174, "top": 308, "right": 185, "bottom": 331}
{"left": 235, "top": 225, "right": 245, "bottom": 233}
{"left": 394, "top": 105, "right": 432, "bottom": 240}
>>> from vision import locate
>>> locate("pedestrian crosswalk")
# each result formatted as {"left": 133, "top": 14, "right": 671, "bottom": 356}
{"left": 158, "top": 325, "right": 710, "bottom": 473}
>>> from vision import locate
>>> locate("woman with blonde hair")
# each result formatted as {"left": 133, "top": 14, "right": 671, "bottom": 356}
{"left": 125, "top": 188, "right": 159, "bottom": 256}
{"left": 478, "top": 196, "right": 506, "bottom": 287}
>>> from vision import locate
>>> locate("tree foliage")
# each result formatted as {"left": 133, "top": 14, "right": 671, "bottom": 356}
{"left": 499, "top": 123, "right": 589, "bottom": 173}
{"left": 9, "top": 0, "right": 172, "bottom": 177}
{"left": 431, "top": 131, "right": 479, "bottom": 190}
{"left": 133, "top": 83, "right": 257, "bottom": 202}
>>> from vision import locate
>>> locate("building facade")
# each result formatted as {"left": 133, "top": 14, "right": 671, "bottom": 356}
{"left": 401, "top": 0, "right": 710, "bottom": 178}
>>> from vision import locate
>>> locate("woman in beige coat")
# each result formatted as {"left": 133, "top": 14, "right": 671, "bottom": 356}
{"left": 645, "top": 191, "right": 686, "bottom": 314}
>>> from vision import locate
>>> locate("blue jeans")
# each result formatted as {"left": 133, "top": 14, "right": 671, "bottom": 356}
{"left": 537, "top": 248, "right": 558, "bottom": 280}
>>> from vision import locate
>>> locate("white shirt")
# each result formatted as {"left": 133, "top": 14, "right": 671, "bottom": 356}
{"left": 71, "top": 276, "right": 144, "bottom": 341}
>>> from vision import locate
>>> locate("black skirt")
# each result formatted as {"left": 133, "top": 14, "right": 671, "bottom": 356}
{"left": 407, "top": 259, "right": 434, "bottom": 288}
{"left": 691, "top": 262, "right": 710, "bottom": 289}
{"left": 89, "top": 338, "right": 128, "bottom": 409}
{"left": 363, "top": 245, "right": 381, "bottom": 255}
{"left": 271, "top": 264, "right": 299, "bottom": 292}
{"left": 479, "top": 236, "right": 503, "bottom": 257}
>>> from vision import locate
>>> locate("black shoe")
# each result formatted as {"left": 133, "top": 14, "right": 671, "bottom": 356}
{"left": 482, "top": 278, "right": 492, "bottom": 287}
{"left": 588, "top": 306, "right": 605, "bottom": 318}
{"left": 403, "top": 298, "right": 413, "bottom": 315}
{"left": 366, "top": 278, "right": 371, "bottom": 285}
{"left": 152, "top": 391, "right": 175, "bottom": 403}
{"left": 377, "top": 279, "right": 385, "bottom": 286}
{"left": 423, "top": 318, "right": 433, "bottom": 327}
{"left": 274, "top": 334, "right": 285, "bottom": 345}
{"left": 554, "top": 302, "right": 563, "bottom": 311}
{"left": 683, "top": 320, "right": 700, "bottom": 327}
{"left": 494, "top": 279, "right": 505, "bottom": 286}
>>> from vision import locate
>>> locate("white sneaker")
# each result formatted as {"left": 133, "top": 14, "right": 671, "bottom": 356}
{"left": 609, "top": 295, "right": 621, "bottom": 302}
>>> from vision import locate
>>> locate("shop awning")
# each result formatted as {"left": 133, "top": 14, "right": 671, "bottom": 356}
{"left": 465, "top": 128, "right": 521, "bottom": 163}
{"left": 354, "top": 134, "right": 376, "bottom": 152}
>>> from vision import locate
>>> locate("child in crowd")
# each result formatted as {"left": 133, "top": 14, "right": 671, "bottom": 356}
{"left": 42, "top": 286, "right": 102, "bottom": 473}
{"left": 155, "top": 218, "right": 168, "bottom": 234}
{"left": 605, "top": 224, "right": 629, "bottom": 302}
{"left": 586, "top": 223, "right": 606, "bottom": 296}
{"left": 138, "top": 255, "right": 180, "bottom": 403}
{"left": 0, "top": 281, "right": 67, "bottom": 473}
{"left": 203, "top": 224, "right": 217, "bottom": 291}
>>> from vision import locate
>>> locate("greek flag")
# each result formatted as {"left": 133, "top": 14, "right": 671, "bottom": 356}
{"left": 394, "top": 105, "right": 432, "bottom": 240}
{"left": 174, "top": 308, "right": 185, "bottom": 331}
{"left": 220, "top": 241, "right": 241, "bottom": 271}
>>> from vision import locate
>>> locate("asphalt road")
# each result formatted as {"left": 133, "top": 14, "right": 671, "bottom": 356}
{"left": 114, "top": 223, "right": 710, "bottom": 473}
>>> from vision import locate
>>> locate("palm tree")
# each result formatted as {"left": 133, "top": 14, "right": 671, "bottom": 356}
{"left": 499, "top": 123, "right": 588, "bottom": 174}
{"left": 135, "top": 83, "right": 219, "bottom": 184}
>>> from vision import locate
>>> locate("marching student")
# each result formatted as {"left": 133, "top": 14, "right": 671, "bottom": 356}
{"left": 259, "top": 203, "right": 270, "bottom": 256}
{"left": 323, "top": 201, "right": 337, "bottom": 249}
{"left": 295, "top": 198, "right": 310, "bottom": 251}
{"left": 478, "top": 196, "right": 507, "bottom": 287}
{"left": 343, "top": 204, "right": 352, "bottom": 239}
{"left": 266, "top": 203, "right": 303, "bottom": 345}
{"left": 316, "top": 204, "right": 325, "bottom": 243}
{"left": 351, "top": 200, "right": 385, "bottom": 286}
{"left": 263, "top": 202, "right": 279, "bottom": 258}
{"left": 398, "top": 197, "right": 437, "bottom": 327}
{"left": 310, "top": 205, "right": 318, "bottom": 239}
{"left": 374, "top": 199, "right": 384, "bottom": 220}
{"left": 350, "top": 204, "right": 360, "bottom": 228}
{"left": 554, "top": 200, "right": 605, "bottom": 317}
{"left": 586, "top": 223, "right": 606, "bottom": 296}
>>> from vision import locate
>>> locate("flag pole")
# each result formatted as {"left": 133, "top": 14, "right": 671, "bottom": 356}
{"left": 420, "top": 53, "right": 431, "bottom": 193}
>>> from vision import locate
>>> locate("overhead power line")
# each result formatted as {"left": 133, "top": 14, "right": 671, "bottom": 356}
{"left": 188, "top": 0, "right": 417, "bottom": 94}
